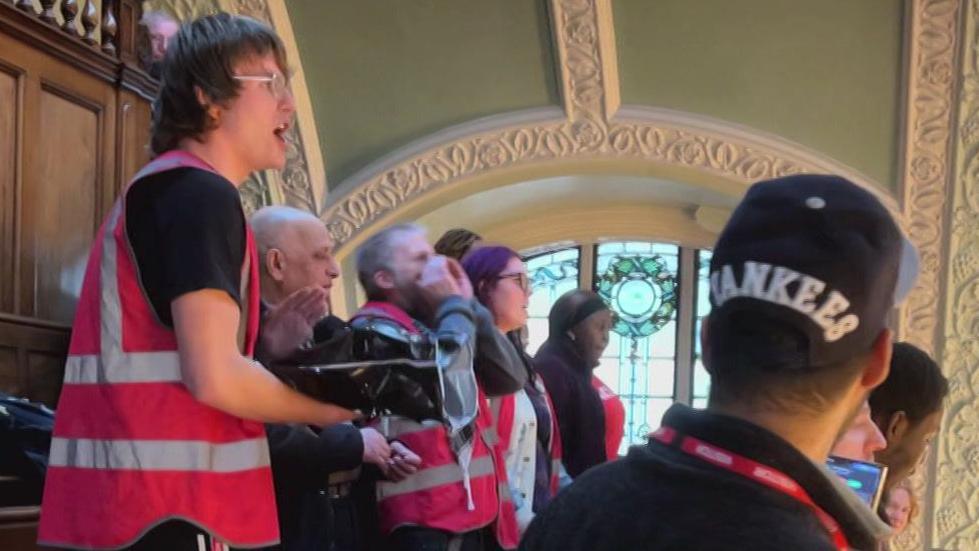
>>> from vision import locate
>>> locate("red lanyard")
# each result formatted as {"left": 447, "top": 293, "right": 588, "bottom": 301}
{"left": 652, "top": 426, "right": 850, "bottom": 551}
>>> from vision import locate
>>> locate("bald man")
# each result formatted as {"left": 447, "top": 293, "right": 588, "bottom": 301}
{"left": 251, "top": 206, "right": 418, "bottom": 551}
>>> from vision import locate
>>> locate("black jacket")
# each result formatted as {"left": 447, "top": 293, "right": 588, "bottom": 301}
{"left": 520, "top": 405, "right": 890, "bottom": 551}
{"left": 265, "top": 422, "right": 363, "bottom": 551}
{"left": 534, "top": 337, "right": 606, "bottom": 478}
{"left": 259, "top": 315, "right": 366, "bottom": 551}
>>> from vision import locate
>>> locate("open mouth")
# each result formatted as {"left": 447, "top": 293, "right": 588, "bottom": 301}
{"left": 273, "top": 122, "right": 290, "bottom": 144}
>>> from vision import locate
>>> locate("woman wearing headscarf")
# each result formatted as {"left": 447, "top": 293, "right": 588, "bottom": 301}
{"left": 535, "top": 290, "right": 623, "bottom": 478}
{"left": 462, "top": 246, "right": 563, "bottom": 544}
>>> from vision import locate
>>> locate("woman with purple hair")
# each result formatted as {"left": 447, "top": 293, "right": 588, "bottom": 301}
{"left": 462, "top": 246, "right": 565, "bottom": 543}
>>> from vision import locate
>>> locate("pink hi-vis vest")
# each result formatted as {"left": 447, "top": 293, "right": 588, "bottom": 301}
{"left": 592, "top": 375, "right": 625, "bottom": 460}
{"left": 38, "top": 150, "right": 279, "bottom": 550}
{"left": 353, "top": 302, "right": 508, "bottom": 539}
{"left": 489, "top": 376, "right": 562, "bottom": 548}
{"left": 491, "top": 376, "right": 564, "bottom": 496}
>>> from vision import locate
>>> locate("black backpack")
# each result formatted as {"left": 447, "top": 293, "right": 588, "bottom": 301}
{"left": 0, "top": 392, "right": 54, "bottom": 504}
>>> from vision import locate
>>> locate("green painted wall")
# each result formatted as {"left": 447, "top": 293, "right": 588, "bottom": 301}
{"left": 286, "top": 0, "right": 560, "bottom": 188}
{"left": 614, "top": 0, "right": 904, "bottom": 190}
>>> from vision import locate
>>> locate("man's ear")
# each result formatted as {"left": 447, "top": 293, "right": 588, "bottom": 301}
{"left": 860, "top": 329, "right": 893, "bottom": 390}
{"left": 884, "top": 410, "right": 910, "bottom": 445}
{"left": 194, "top": 85, "right": 220, "bottom": 124}
{"left": 265, "top": 249, "right": 286, "bottom": 283}
{"left": 374, "top": 270, "right": 395, "bottom": 292}
{"left": 701, "top": 317, "right": 712, "bottom": 373}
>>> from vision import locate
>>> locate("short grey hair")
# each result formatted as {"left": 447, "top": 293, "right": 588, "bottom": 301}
{"left": 355, "top": 223, "right": 426, "bottom": 300}
{"left": 141, "top": 10, "right": 178, "bottom": 29}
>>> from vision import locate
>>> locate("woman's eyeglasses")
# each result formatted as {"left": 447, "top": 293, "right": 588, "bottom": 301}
{"left": 497, "top": 273, "right": 531, "bottom": 292}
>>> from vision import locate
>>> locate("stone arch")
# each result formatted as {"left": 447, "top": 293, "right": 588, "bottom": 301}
{"left": 320, "top": 105, "right": 894, "bottom": 256}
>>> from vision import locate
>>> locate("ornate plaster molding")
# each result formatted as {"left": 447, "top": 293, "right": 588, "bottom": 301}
{"left": 143, "top": 0, "right": 220, "bottom": 20}
{"left": 266, "top": 0, "right": 328, "bottom": 210}
{"left": 889, "top": 1, "right": 962, "bottom": 550}
{"left": 552, "top": 0, "right": 620, "bottom": 123}
{"left": 898, "top": 0, "right": 961, "bottom": 357}
{"left": 929, "top": 0, "right": 979, "bottom": 548}
{"left": 321, "top": 0, "right": 888, "bottom": 252}
{"left": 321, "top": 103, "right": 893, "bottom": 252}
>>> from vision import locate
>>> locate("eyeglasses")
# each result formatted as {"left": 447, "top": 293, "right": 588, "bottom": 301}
{"left": 233, "top": 72, "right": 291, "bottom": 101}
{"left": 497, "top": 273, "right": 531, "bottom": 292}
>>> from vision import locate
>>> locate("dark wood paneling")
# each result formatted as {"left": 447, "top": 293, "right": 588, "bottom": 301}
{"left": 34, "top": 86, "right": 100, "bottom": 325}
{"left": 116, "top": 88, "right": 152, "bottom": 195}
{"left": 0, "top": 315, "right": 70, "bottom": 406}
{"left": 1, "top": 25, "right": 119, "bottom": 322}
{"left": 26, "top": 350, "right": 65, "bottom": 407}
{"left": 0, "top": 505, "right": 40, "bottom": 551}
{"left": 0, "top": 0, "right": 149, "bottom": 403}
{"left": 0, "top": 345, "right": 21, "bottom": 396}
{"left": 0, "top": 66, "right": 20, "bottom": 314}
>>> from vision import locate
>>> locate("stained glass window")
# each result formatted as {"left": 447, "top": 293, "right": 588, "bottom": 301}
{"left": 693, "top": 250, "right": 713, "bottom": 410}
{"left": 594, "top": 243, "right": 679, "bottom": 454}
{"left": 525, "top": 247, "right": 580, "bottom": 355}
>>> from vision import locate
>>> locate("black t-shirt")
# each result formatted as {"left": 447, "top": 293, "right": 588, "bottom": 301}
{"left": 125, "top": 166, "right": 246, "bottom": 328}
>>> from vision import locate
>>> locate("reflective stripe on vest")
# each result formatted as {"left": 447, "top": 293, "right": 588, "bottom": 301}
{"left": 49, "top": 437, "right": 271, "bottom": 472}
{"left": 63, "top": 353, "right": 181, "bottom": 384}
{"left": 498, "top": 480, "right": 514, "bottom": 504}
{"left": 482, "top": 425, "right": 499, "bottom": 447}
{"left": 376, "top": 413, "right": 498, "bottom": 534}
{"left": 482, "top": 393, "right": 514, "bottom": 549}
{"left": 38, "top": 151, "right": 278, "bottom": 550}
{"left": 378, "top": 454, "right": 494, "bottom": 499}
{"left": 382, "top": 417, "right": 443, "bottom": 438}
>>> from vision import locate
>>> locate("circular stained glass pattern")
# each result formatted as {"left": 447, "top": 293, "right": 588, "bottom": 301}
{"left": 596, "top": 255, "right": 677, "bottom": 338}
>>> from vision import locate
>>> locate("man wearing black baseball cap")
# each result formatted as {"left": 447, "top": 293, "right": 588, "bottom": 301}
{"left": 520, "top": 174, "right": 918, "bottom": 551}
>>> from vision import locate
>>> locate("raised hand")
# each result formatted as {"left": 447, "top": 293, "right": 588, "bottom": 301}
{"left": 418, "top": 255, "right": 463, "bottom": 314}
{"left": 259, "top": 286, "right": 329, "bottom": 361}
{"left": 446, "top": 257, "right": 474, "bottom": 300}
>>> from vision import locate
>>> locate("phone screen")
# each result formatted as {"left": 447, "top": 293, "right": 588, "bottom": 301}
{"left": 826, "top": 456, "right": 888, "bottom": 510}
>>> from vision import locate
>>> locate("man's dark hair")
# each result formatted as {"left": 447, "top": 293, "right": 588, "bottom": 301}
{"left": 706, "top": 311, "right": 870, "bottom": 413}
{"left": 870, "top": 341, "right": 948, "bottom": 424}
{"left": 150, "top": 13, "right": 287, "bottom": 155}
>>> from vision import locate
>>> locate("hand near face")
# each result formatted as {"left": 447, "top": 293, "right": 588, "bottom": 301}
{"left": 446, "top": 257, "right": 474, "bottom": 300}
{"left": 259, "top": 286, "right": 329, "bottom": 360}
{"left": 418, "top": 255, "right": 465, "bottom": 310}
